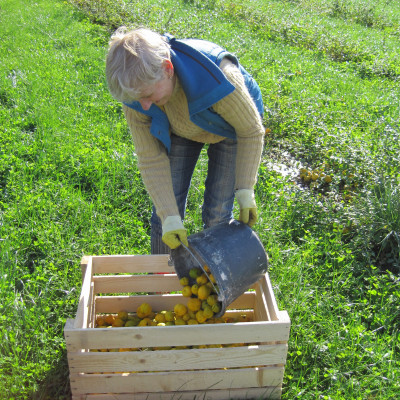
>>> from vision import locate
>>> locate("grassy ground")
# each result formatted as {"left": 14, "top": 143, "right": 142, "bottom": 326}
{"left": 0, "top": 0, "right": 399, "bottom": 398}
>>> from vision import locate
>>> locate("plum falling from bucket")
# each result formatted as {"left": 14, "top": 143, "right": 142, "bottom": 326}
{"left": 171, "top": 219, "right": 269, "bottom": 317}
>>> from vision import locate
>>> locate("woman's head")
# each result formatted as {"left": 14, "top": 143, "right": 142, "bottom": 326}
{"left": 106, "top": 27, "right": 172, "bottom": 104}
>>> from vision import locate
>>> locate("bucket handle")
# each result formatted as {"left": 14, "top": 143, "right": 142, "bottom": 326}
{"left": 178, "top": 241, "right": 221, "bottom": 297}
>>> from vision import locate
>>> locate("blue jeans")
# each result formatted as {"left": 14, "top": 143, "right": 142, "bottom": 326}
{"left": 151, "top": 134, "right": 237, "bottom": 254}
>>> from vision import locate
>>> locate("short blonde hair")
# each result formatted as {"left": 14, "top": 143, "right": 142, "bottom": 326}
{"left": 106, "top": 27, "right": 171, "bottom": 102}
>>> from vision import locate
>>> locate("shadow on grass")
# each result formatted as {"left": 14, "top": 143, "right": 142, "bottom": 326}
{"left": 30, "top": 349, "right": 71, "bottom": 400}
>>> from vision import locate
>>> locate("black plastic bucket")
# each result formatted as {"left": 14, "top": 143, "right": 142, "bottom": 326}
{"left": 171, "top": 219, "right": 268, "bottom": 317}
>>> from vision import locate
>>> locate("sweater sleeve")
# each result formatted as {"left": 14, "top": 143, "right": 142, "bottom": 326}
{"left": 123, "top": 105, "right": 180, "bottom": 222}
{"left": 212, "top": 59, "right": 264, "bottom": 190}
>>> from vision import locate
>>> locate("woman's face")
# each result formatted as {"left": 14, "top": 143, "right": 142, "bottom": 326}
{"left": 137, "top": 60, "right": 175, "bottom": 110}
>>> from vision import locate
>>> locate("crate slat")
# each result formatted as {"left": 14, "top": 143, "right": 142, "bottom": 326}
{"left": 94, "top": 291, "right": 256, "bottom": 314}
{"left": 70, "top": 366, "right": 284, "bottom": 395}
{"left": 82, "top": 386, "right": 282, "bottom": 400}
{"left": 67, "top": 343, "right": 288, "bottom": 373}
{"left": 253, "top": 280, "right": 270, "bottom": 322}
{"left": 91, "top": 255, "right": 172, "bottom": 274}
{"left": 74, "top": 258, "right": 93, "bottom": 329}
{"left": 65, "top": 320, "right": 290, "bottom": 351}
{"left": 93, "top": 274, "right": 181, "bottom": 294}
{"left": 260, "top": 274, "right": 280, "bottom": 320}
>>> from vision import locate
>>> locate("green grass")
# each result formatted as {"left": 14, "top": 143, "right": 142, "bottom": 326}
{"left": 1, "top": 0, "right": 399, "bottom": 398}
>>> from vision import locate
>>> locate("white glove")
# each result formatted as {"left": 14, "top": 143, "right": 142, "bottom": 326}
{"left": 235, "top": 189, "right": 258, "bottom": 227}
{"left": 161, "top": 216, "right": 188, "bottom": 249}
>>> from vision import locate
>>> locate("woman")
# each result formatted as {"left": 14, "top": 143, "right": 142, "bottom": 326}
{"left": 106, "top": 27, "right": 265, "bottom": 254}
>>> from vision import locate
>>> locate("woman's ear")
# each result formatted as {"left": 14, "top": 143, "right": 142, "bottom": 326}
{"left": 163, "top": 59, "right": 174, "bottom": 78}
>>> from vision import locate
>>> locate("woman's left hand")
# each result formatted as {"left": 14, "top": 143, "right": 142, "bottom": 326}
{"left": 236, "top": 189, "right": 258, "bottom": 227}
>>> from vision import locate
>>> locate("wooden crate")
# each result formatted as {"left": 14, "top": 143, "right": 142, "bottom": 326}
{"left": 64, "top": 255, "right": 291, "bottom": 400}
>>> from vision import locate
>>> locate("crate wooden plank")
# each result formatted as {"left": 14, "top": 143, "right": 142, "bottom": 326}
{"left": 260, "top": 274, "right": 280, "bottom": 321}
{"left": 64, "top": 320, "right": 290, "bottom": 351}
{"left": 91, "top": 255, "right": 172, "bottom": 274}
{"left": 67, "top": 343, "right": 288, "bottom": 373}
{"left": 80, "top": 256, "right": 91, "bottom": 280}
{"left": 70, "top": 366, "right": 284, "bottom": 395}
{"left": 88, "top": 283, "right": 96, "bottom": 328}
{"left": 278, "top": 310, "right": 290, "bottom": 324}
{"left": 93, "top": 274, "right": 181, "bottom": 294}
{"left": 253, "top": 281, "right": 270, "bottom": 322}
{"left": 228, "top": 290, "right": 256, "bottom": 309}
{"left": 64, "top": 318, "right": 75, "bottom": 351}
{"left": 74, "top": 258, "right": 93, "bottom": 329}
{"left": 83, "top": 386, "right": 282, "bottom": 400}
{"left": 94, "top": 291, "right": 256, "bottom": 314}
{"left": 94, "top": 293, "right": 181, "bottom": 314}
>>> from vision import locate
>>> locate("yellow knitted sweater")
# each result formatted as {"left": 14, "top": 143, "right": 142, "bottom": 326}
{"left": 123, "top": 59, "right": 265, "bottom": 223}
